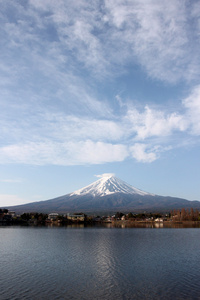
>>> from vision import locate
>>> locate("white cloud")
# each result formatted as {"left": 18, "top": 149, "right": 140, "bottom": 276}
{"left": 95, "top": 173, "right": 115, "bottom": 178}
{"left": 126, "top": 105, "right": 188, "bottom": 140}
{"left": 115, "top": 95, "right": 125, "bottom": 107}
{"left": 1, "top": 2, "right": 200, "bottom": 166}
{"left": 104, "top": 0, "right": 199, "bottom": 83}
{"left": 0, "top": 85, "right": 200, "bottom": 165}
{"left": 183, "top": 85, "right": 200, "bottom": 135}
{"left": 1, "top": 0, "right": 200, "bottom": 85}
{"left": 70, "top": 141, "right": 128, "bottom": 164}
{"left": 130, "top": 143, "right": 158, "bottom": 163}
{"left": 0, "top": 141, "right": 128, "bottom": 165}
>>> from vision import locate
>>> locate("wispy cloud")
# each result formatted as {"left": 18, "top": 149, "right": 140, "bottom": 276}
{"left": 0, "top": 85, "right": 199, "bottom": 164}
{"left": 0, "top": 141, "right": 128, "bottom": 165}
{"left": 1, "top": 0, "right": 200, "bottom": 87}
{"left": 0, "top": 1, "right": 200, "bottom": 165}
{"left": 183, "top": 86, "right": 200, "bottom": 135}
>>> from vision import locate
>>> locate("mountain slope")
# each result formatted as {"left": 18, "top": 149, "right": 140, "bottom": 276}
{"left": 70, "top": 175, "right": 154, "bottom": 197}
{"left": 5, "top": 175, "right": 200, "bottom": 213}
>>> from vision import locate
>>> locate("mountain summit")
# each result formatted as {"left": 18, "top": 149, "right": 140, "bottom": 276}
{"left": 6, "top": 175, "right": 200, "bottom": 213}
{"left": 70, "top": 175, "right": 153, "bottom": 197}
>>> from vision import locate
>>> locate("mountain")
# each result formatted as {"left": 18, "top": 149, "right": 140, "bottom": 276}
{"left": 70, "top": 175, "right": 154, "bottom": 197}
{"left": 6, "top": 175, "right": 200, "bottom": 214}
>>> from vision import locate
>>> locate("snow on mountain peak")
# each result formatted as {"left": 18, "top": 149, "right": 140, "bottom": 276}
{"left": 70, "top": 175, "right": 154, "bottom": 197}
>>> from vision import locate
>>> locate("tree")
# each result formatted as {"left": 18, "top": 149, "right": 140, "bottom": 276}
{"left": 181, "top": 208, "right": 186, "bottom": 221}
{"left": 127, "top": 212, "right": 134, "bottom": 219}
{"left": 191, "top": 208, "right": 194, "bottom": 221}
{"left": 115, "top": 212, "right": 124, "bottom": 219}
{"left": 21, "top": 213, "right": 31, "bottom": 221}
{"left": 194, "top": 209, "right": 199, "bottom": 221}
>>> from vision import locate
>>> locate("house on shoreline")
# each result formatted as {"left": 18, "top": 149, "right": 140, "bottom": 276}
{"left": 67, "top": 213, "right": 85, "bottom": 222}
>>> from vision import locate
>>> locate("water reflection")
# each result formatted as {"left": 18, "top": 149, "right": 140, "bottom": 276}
{"left": 27, "top": 221, "right": 200, "bottom": 229}
{"left": 45, "top": 221, "right": 200, "bottom": 229}
{"left": 97, "top": 221, "right": 200, "bottom": 229}
{"left": 1, "top": 226, "right": 200, "bottom": 299}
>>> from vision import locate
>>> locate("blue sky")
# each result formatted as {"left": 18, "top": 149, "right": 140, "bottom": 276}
{"left": 1, "top": 0, "right": 200, "bottom": 207}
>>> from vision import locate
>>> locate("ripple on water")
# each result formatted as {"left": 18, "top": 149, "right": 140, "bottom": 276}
{"left": 1, "top": 227, "right": 200, "bottom": 299}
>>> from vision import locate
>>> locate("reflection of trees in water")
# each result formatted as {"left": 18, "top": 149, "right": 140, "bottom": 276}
{"left": 111, "top": 220, "right": 200, "bottom": 229}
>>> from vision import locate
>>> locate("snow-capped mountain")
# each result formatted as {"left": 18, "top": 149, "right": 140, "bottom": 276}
{"left": 6, "top": 175, "right": 200, "bottom": 213}
{"left": 70, "top": 175, "right": 154, "bottom": 197}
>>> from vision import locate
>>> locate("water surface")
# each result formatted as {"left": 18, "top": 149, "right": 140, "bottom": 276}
{"left": 1, "top": 226, "right": 200, "bottom": 299}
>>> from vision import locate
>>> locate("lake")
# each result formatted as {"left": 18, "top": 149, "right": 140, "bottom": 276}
{"left": 1, "top": 225, "right": 200, "bottom": 299}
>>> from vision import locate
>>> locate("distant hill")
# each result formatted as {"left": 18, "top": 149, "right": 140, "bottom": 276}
{"left": 5, "top": 175, "right": 200, "bottom": 214}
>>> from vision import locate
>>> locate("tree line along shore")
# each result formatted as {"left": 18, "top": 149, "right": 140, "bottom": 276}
{"left": 1, "top": 207, "right": 200, "bottom": 226}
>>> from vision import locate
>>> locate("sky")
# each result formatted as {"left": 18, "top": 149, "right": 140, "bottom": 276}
{"left": 0, "top": 0, "right": 200, "bottom": 207}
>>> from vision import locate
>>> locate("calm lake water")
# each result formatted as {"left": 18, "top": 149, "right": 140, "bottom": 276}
{"left": 1, "top": 225, "right": 200, "bottom": 300}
